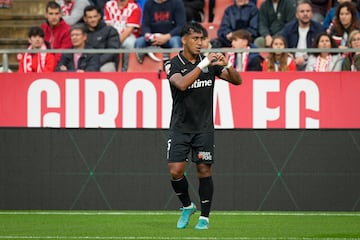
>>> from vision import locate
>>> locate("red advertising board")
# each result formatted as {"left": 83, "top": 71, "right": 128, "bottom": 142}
{"left": 0, "top": 72, "right": 359, "bottom": 128}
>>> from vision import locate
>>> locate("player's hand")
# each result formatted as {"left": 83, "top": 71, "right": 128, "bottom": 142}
{"left": 208, "top": 53, "right": 227, "bottom": 66}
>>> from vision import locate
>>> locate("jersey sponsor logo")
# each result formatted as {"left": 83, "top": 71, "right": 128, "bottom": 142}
{"left": 197, "top": 151, "right": 212, "bottom": 161}
{"left": 188, "top": 79, "right": 213, "bottom": 89}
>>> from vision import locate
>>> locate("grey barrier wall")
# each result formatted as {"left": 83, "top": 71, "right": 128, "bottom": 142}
{"left": 0, "top": 128, "right": 359, "bottom": 211}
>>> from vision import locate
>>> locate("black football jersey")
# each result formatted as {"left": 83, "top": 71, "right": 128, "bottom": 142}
{"left": 166, "top": 52, "right": 223, "bottom": 133}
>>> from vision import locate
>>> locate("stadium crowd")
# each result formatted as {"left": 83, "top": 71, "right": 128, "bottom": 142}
{"left": 15, "top": 0, "right": 360, "bottom": 72}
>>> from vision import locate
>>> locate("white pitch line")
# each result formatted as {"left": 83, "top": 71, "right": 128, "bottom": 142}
{"left": 0, "top": 237, "right": 354, "bottom": 240}
{"left": 0, "top": 211, "right": 359, "bottom": 217}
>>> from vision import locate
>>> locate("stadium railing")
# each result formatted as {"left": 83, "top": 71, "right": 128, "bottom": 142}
{"left": 1, "top": 47, "right": 359, "bottom": 72}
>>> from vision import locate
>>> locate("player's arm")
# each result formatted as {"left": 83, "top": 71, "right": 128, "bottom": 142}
{"left": 169, "top": 53, "right": 219, "bottom": 91}
{"left": 212, "top": 53, "right": 242, "bottom": 85}
{"left": 219, "top": 65, "right": 242, "bottom": 85}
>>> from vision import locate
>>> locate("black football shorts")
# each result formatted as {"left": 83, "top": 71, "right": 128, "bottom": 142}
{"left": 167, "top": 131, "right": 214, "bottom": 164}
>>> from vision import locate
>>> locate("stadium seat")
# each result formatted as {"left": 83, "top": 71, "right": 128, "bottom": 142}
{"left": 212, "top": 0, "right": 233, "bottom": 24}
{"left": 202, "top": 22, "right": 219, "bottom": 40}
{"left": 127, "top": 52, "right": 164, "bottom": 72}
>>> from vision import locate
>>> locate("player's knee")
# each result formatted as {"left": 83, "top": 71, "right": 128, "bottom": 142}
{"left": 169, "top": 169, "right": 184, "bottom": 179}
{"left": 197, "top": 164, "right": 212, "bottom": 177}
{"left": 168, "top": 166, "right": 184, "bottom": 179}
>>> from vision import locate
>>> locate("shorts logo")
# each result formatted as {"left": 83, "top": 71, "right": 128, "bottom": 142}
{"left": 197, "top": 151, "right": 212, "bottom": 161}
{"left": 167, "top": 139, "right": 171, "bottom": 159}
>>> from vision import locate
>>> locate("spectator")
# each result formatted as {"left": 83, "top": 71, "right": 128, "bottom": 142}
{"left": 134, "top": 0, "right": 186, "bottom": 64}
{"left": 281, "top": 0, "right": 324, "bottom": 70}
{"left": 18, "top": 27, "right": 56, "bottom": 73}
{"left": 227, "top": 29, "right": 263, "bottom": 71}
{"left": 104, "top": 0, "right": 142, "bottom": 72}
{"left": 323, "top": 0, "right": 360, "bottom": 29}
{"left": 62, "top": 0, "right": 91, "bottom": 25}
{"left": 41, "top": 1, "right": 72, "bottom": 66}
{"left": 327, "top": 1, "right": 360, "bottom": 48}
{"left": 342, "top": 29, "right": 360, "bottom": 70}
{"left": 306, "top": 32, "right": 343, "bottom": 71}
{"left": 211, "top": 0, "right": 259, "bottom": 48}
{"left": 83, "top": 5, "right": 121, "bottom": 72}
{"left": 311, "top": 0, "right": 329, "bottom": 23}
{"left": 255, "top": 0, "right": 296, "bottom": 48}
{"left": 262, "top": 35, "right": 296, "bottom": 71}
{"left": 56, "top": 24, "right": 100, "bottom": 72}
{"left": 183, "top": 0, "right": 204, "bottom": 22}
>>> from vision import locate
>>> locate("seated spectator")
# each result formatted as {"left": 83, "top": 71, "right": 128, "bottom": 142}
{"left": 262, "top": 35, "right": 296, "bottom": 71}
{"left": 323, "top": 0, "right": 360, "bottom": 29}
{"left": 104, "top": 0, "right": 141, "bottom": 72}
{"left": 227, "top": 29, "right": 263, "bottom": 71}
{"left": 255, "top": 0, "right": 296, "bottom": 48}
{"left": 83, "top": 5, "right": 121, "bottom": 72}
{"left": 134, "top": 0, "right": 186, "bottom": 64}
{"left": 41, "top": 1, "right": 72, "bottom": 66}
{"left": 211, "top": 0, "right": 259, "bottom": 48}
{"left": 281, "top": 0, "right": 324, "bottom": 70}
{"left": 183, "top": 0, "right": 204, "bottom": 22}
{"left": 18, "top": 27, "right": 56, "bottom": 73}
{"left": 342, "top": 29, "right": 360, "bottom": 71}
{"left": 306, "top": 32, "right": 343, "bottom": 71}
{"left": 56, "top": 24, "right": 100, "bottom": 72}
{"left": 327, "top": 1, "right": 360, "bottom": 48}
{"left": 62, "top": 0, "right": 91, "bottom": 25}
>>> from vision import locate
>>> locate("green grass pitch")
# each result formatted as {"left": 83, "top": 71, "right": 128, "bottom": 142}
{"left": 0, "top": 211, "right": 359, "bottom": 239}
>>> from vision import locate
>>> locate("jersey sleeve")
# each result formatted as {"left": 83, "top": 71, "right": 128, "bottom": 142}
{"left": 166, "top": 58, "right": 181, "bottom": 80}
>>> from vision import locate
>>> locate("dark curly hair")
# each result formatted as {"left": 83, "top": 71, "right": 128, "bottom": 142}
{"left": 332, "top": 2, "right": 360, "bottom": 37}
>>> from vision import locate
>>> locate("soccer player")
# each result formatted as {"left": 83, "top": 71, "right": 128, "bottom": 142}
{"left": 165, "top": 21, "right": 242, "bottom": 230}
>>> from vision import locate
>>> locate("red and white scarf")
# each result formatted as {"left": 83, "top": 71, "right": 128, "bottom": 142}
{"left": 23, "top": 44, "right": 47, "bottom": 73}
{"left": 228, "top": 48, "right": 249, "bottom": 72}
{"left": 314, "top": 55, "right": 331, "bottom": 72}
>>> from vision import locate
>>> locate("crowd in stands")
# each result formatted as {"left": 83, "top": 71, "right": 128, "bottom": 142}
{"left": 14, "top": 0, "right": 360, "bottom": 73}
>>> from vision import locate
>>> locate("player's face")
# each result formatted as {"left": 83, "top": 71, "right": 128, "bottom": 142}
{"left": 83, "top": 10, "right": 101, "bottom": 29}
{"left": 318, "top": 36, "right": 331, "bottom": 49}
{"left": 183, "top": 31, "right": 204, "bottom": 55}
{"left": 339, "top": 7, "right": 352, "bottom": 28}
{"left": 296, "top": 3, "right": 312, "bottom": 25}
{"left": 45, "top": 7, "right": 62, "bottom": 27}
